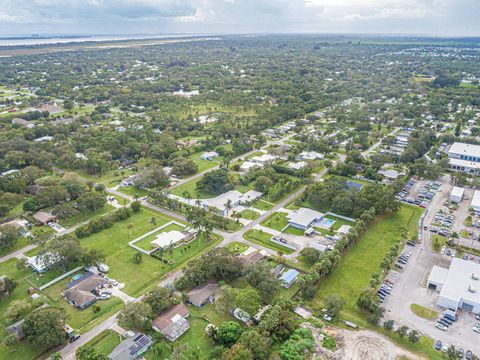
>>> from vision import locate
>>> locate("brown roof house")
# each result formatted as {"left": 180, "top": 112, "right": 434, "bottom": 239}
{"left": 187, "top": 282, "right": 218, "bottom": 308}
{"left": 152, "top": 304, "right": 190, "bottom": 341}
{"left": 33, "top": 211, "right": 57, "bottom": 226}
{"left": 12, "top": 118, "right": 35, "bottom": 128}
{"left": 238, "top": 251, "right": 266, "bottom": 266}
{"left": 62, "top": 273, "right": 108, "bottom": 310}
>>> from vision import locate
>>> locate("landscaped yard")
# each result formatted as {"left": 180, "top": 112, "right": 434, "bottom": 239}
{"left": 410, "top": 303, "right": 438, "bottom": 320}
{"left": 77, "top": 330, "right": 123, "bottom": 357}
{"left": 252, "top": 199, "right": 274, "bottom": 211}
{"left": 225, "top": 241, "right": 249, "bottom": 255}
{"left": 188, "top": 152, "right": 221, "bottom": 173}
{"left": 133, "top": 222, "right": 186, "bottom": 252}
{"left": 118, "top": 186, "right": 150, "bottom": 199}
{"left": 243, "top": 229, "right": 294, "bottom": 254}
{"left": 76, "top": 168, "right": 135, "bottom": 187}
{"left": 79, "top": 207, "right": 222, "bottom": 297}
{"left": 261, "top": 212, "right": 289, "bottom": 231}
{"left": 239, "top": 209, "right": 260, "bottom": 220}
{"left": 169, "top": 177, "right": 213, "bottom": 199}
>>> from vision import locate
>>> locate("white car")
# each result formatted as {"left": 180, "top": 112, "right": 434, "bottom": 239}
{"left": 98, "top": 293, "right": 111, "bottom": 300}
{"left": 323, "top": 314, "right": 332, "bottom": 322}
{"left": 97, "top": 263, "right": 109, "bottom": 273}
{"left": 473, "top": 326, "right": 480, "bottom": 334}
{"left": 442, "top": 343, "right": 450, "bottom": 352}
{"left": 436, "top": 323, "right": 448, "bottom": 331}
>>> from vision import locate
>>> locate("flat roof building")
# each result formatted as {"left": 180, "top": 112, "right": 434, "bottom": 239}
{"left": 427, "top": 258, "right": 480, "bottom": 314}
{"left": 150, "top": 230, "right": 192, "bottom": 249}
{"left": 279, "top": 269, "right": 299, "bottom": 288}
{"left": 287, "top": 207, "right": 324, "bottom": 230}
{"left": 472, "top": 191, "right": 480, "bottom": 213}
{"left": 448, "top": 142, "right": 480, "bottom": 174}
{"left": 449, "top": 186, "right": 465, "bottom": 204}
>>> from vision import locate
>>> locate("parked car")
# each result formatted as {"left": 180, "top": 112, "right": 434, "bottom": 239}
{"left": 69, "top": 334, "right": 81, "bottom": 343}
{"left": 323, "top": 314, "right": 332, "bottom": 322}
{"left": 434, "top": 340, "right": 442, "bottom": 350}
{"left": 436, "top": 323, "right": 448, "bottom": 331}
{"left": 466, "top": 350, "right": 473, "bottom": 360}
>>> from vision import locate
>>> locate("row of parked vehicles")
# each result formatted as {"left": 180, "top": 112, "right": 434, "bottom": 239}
{"left": 434, "top": 340, "right": 475, "bottom": 359}
{"left": 435, "top": 310, "right": 457, "bottom": 331}
{"left": 377, "top": 277, "right": 395, "bottom": 303}
{"left": 397, "top": 179, "right": 441, "bottom": 208}
{"left": 394, "top": 251, "right": 411, "bottom": 270}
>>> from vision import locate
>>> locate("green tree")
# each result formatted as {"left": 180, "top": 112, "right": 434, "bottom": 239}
{"left": 383, "top": 319, "right": 394, "bottom": 332}
{"left": 216, "top": 321, "right": 244, "bottom": 347}
{"left": 22, "top": 307, "right": 66, "bottom": 347}
{"left": 324, "top": 294, "right": 345, "bottom": 318}
{"left": 395, "top": 325, "right": 409, "bottom": 339}
{"left": 117, "top": 302, "right": 152, "bottom": 330}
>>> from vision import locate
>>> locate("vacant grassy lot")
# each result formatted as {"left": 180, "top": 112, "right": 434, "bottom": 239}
{"left": 188, "top": 152, "right": 221, "bottom": 173}
{"left": 118, "top": 186, "right": 150, "bottom": 199}
{"left": 59, "top": 204, "right": 115, "bottom": 228}
{"left": 239, "top": 209, "right": 260, "bottom": 220}
{"left": 169, "top": 177, "right": 212, "bottom": 199}
{"left": 76, "top": 168, "right": 135, "bottom": 187}
{"left": 243, "top": 229, "right": 294, "bottom": 254}
{"left": 77, "top": 330, "right": 123, "bottom": 357}
{"left": 252, "top": 199, "right": 274, "bottom": 211}
{"left": 307, "top": 205, "right": 423, "bottom": 316}
{"left": 225, "top": 241, "right": 249, "bottom": 255}
{"left": 261, "top": 212, "right": 289, "bottom": 231}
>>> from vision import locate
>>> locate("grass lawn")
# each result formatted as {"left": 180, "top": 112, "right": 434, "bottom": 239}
{"left": 431, "top": 234, "right": 448, "bottom": 252}
{"left": 188, "top": 152, "right": 221, "bottom": 173}
{"left": 284, "top": 226, "right": 305, "bottom": 236}
{"left": 77, "top": 330, "right": 123, "bottom": 357}
{"left": 410, "top": 303, "right": 438, "bottom": 320}
{"left": 325, "top": 215, "right": 355, "bottom": 231}
{"left": 118, "top": 186, "right": 150, "bottom": 199}
{"left": 261, "top": 212, "right": 289, "bottom": 231}
{"left": 239, "top": 209, "right": 260, "bottom": 220}
{"left": 253, "top": 199, "right": 274, "bottom": 211}
{"left": 76, "top": 168, "right": 135, "bottom": 187}
{"left": 169, "top": 177, "right": 213, "bottom": 199}
{"left": 243, "top": 229, "right": 294, "bottom": 255}
{"left": 59, "top": 204, "right": 115, "bottom": 228}
{"left": 307, "top": 205, "right": 423, "bottom": 316}
{"left": 79, "top": 207, "right": 221, "bottom": 297}
{"left": 0, "top": 236, "right": 30, "bottom": 257}
{"left": 133, "top": 223, "right": 185, "bottom": 252}
{"left": 225, "top": 242, "right": 249, "bottom": 255}
{"left": 304, "top": 205, "right": 444, "bottom": 359}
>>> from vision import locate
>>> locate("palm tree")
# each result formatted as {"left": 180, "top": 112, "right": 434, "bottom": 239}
{"left": 149, "top": 217, "right": 157, "bottom": 227}
{"left": 167, "top": 241, "right": 175, "bottom": 270}
{"left": 195, "top": 199, "right": 202, "bottom": 208}
{"left": 231, "top": 210, "right": 241, "bottom": 224}
{"left": 127, "top": 223, "right": 134, "bottom": 239}
{"left": 224, "top": 199, "right": 233, "bottom": 217}
{"left": 182, "top": 190, "right": 192, "bottom": 206}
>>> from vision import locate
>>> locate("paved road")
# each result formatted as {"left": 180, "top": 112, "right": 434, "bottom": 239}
{"left": 383, "top": 175, "right": 480, "bottom": 354}
{"left": 361, "top": 127, "right": 400, "bottom": 158}
{"left": 0, "top": 244, "right": 36, "bottom": 263}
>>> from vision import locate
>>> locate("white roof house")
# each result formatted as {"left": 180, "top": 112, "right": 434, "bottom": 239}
{"left": 240, "top": 161, "right": 260, "bottom": 173}
{"left": 200, "top": 151, "right": 219, "bottom": 161}
{"left": 151, "top": 230, "right": 188, "bottom": 248}
{"left": 250, "top": 154, "right": 277, "bottom": 165}
{"left": 428, "top": 258, "right": 480, "bottom": 313}
{"left": 449, "top": 186, "right": 464, "bottom": 203}
{"left": 296, "top": 151, "right": 324, "bottom": 161}
{"left": 287, "top": 208, "right": 324, "bottom": 230}
{"left": 27, "top": 252, "right": 59, "bottom": 273}
{"left": 34, "top": 135, "right": 53, "bottom": 142}
{"left": 472, "top": 190, "right": 480, "bottom": 212}
{"left": 287, "top": 161, "right": 307, "bottom": 171}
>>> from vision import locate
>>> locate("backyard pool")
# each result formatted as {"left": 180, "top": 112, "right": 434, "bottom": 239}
{"left": 315, "top": 218, "right": 336, "bottom": 229}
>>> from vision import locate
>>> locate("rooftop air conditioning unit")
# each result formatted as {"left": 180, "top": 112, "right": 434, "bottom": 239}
{"left": 469, "top": 286, "right": 476, "bottom": 293}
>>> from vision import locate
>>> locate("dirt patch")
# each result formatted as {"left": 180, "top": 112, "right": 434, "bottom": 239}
{"left": 333, "top": 329, "right": 423, "bottom": 360}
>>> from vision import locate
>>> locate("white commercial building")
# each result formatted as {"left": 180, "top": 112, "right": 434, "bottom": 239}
{"left": 427, "top": 258, "right": 480, "bottom": 313}
{"left": 472, "top": 191, "right": 480, "bottom": 213}
{"left": 449, "top": 186, "right": 465, "bottom": 203}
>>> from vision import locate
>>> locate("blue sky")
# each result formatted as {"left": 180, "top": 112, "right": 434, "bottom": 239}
{"left": 0, "top": 0, "right": 479, "bottom": 36}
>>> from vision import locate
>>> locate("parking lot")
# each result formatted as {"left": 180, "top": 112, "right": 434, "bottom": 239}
{"left": 384, "top": 175, "right": 480, "bottom": 356}
{"left": 397, "top": 177, "right": 441, "bottom": 208}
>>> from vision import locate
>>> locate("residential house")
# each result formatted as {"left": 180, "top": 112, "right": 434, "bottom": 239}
{"left": 108, "top": 333, "right": 153, "bottom": 360}
{"left": 238, "top": 251, "right": 266, "bottom": 266}
{"left": 250, "top": 154, "right": 277, "bottom": 165}
{"left": 63, "top": 273, "right": 108, "bottom": 310}
{"left": 27, "top": 252, "right": 59, "bottom": 273}
{"left": 200, "top": 151, "right": 219, "bottom": 161}
{"left": 279, "top": 269, "right": 299, "bottom": 288}
{"left": 286, "top": 207, "right": 325, "bottom": 230}
{"left": 152, "top": 304, "right": 190, "bottom": 341}
{"left": 187, "top": 282, "right": 219, "bottom": 308}
{"left": 296, "top": 151, "right": 324, "bottom": 161}
{"left": 33, "top": 211, "right": 57, "bottom": 226}
{"left": 151, "top": 229, "right": 194, "bottom": 249}
{"left": 287, "top": 161, "right": 307, "bottom": 171}
{"left": 34, "top": 135, "right": 54, "bottom": 142}
{"left": 12, "top": 118, "right": 35, "bottom": 128}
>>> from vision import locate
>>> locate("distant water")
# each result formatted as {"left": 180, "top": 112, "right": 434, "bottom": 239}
{"left": 0, "top": 34, "right": 192, "bottom": 47}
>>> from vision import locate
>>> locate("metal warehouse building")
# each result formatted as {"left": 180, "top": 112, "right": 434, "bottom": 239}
{"left": 428, "top": 258, "right": 480, "bottom": 314}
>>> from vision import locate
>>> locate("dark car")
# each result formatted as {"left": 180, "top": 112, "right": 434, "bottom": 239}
{"left": 407, "top": 240, "right": 416, "bottom": 246}
{"left": 434, "top": 340, "right": 442, "bottom": 350}
{"left": 69, "top": 334, "right": 81, "bottom": 343}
